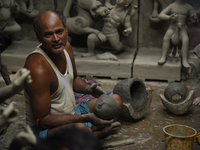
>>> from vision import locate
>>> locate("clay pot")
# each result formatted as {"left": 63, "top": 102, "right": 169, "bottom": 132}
{"left": 113, "top": 78, "right": 152, "bottom": 121}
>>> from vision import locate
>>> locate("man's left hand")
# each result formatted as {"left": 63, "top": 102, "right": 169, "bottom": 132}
{"left": 85, "top": 83, "right": 106, "bottom": 98}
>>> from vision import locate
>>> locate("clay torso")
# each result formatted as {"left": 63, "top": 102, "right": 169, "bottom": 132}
{"left": 102, "top": 8, "right": 125, "bottom": 34}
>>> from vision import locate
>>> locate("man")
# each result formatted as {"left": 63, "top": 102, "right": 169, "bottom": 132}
{"left": 24, "top": 10, "right": 121, "bottom": 139}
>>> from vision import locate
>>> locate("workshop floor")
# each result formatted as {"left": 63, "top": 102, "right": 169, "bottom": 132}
{"left": 0, "top": 75, "right": 200, "bottom": 150}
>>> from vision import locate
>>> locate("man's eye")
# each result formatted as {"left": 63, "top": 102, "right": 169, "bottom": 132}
{"left": 57, "top": 29, "right": 64, "bottom": 35}
{"left": 44, "top": 33, "right": 52, "bottom": 38}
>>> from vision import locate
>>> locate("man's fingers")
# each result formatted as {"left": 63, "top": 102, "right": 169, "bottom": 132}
{"left": 90, "top": 83, "right": 97, "bottom": 90}
{"left": 96, "top": 86, "right": 106, "bottom": 94}
{"left": 101, "top": 119, "right": 114, "bottom": 125}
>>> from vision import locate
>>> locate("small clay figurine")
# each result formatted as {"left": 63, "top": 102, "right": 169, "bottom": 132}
{"left": 157, "top": 0, "right": 198, "bottom": 68}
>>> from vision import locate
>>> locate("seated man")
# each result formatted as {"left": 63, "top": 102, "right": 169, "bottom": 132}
{"left": 24, "top": 10, "right": 121, "bottom": 139}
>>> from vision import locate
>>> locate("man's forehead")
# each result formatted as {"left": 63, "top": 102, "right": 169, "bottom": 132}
{"left": 39, "top": 11, "right": 58, "bottom": 22}
{"left": 39, "top": 11, "right": 64, "bottom": 30}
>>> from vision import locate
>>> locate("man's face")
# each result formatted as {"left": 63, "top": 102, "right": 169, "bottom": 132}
{"left": 38, "top": 12, "right": 67, "bottom": 54}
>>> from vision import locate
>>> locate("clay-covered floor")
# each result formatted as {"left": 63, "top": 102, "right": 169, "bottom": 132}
{"left": 0, "top": 76, "right": 200, "bottom": 150}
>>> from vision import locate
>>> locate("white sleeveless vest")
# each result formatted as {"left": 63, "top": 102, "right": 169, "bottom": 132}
{"left": 25, "top": 47, "right": 76, "bottom": 126}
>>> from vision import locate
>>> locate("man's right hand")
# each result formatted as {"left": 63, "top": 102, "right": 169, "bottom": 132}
{"left": 87, "top": 113, "right": 114, "bottom": 128}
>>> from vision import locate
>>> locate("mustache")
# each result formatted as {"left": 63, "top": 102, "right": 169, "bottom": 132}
{"left": 52, "top": 41, "right": 64, "bottom": 46}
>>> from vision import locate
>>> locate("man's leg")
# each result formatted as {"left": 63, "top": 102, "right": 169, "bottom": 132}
{"left": 47, "top": 123, "right": 92, "bottom": 137}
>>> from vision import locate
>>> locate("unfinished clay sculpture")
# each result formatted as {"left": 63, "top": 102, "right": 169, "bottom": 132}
{"left": 8, "top": 126, "right": 37, "bottom": 150}
{"left": 94, "top": 94, "right": 122, "bottom": 120}
{"left": 20, "top": 0, "right": 39, "bottom": 18}
{"left": 160, "top": 82, "right": 194, "bottom": 115}
{"left": 63, "top": 0, "right": 108, "bottom": 38}
{"left": 0, "top": 103, "right": 18, "bottom": 129}
{"left": 0, "top": 68, "right": 32, "bottom": 102}
{"left": 0, "top": 0, "right": 21, "bottom": 34}
{"left": 113, "top": 78, "right": 152, "bottom": 121}
{"left": 149, "top": 0, "right": 166, "bottom": 23}
{"left": 157, "top": 0, "right": 198, "bottom": 69}
{"left": 0, "top": 68, "right": 32, "bottom": 136}
{"left": 81, "top": 0, "right": 137, "bottom": 57}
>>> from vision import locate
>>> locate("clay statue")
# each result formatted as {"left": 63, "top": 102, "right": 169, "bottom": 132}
{"left": 94, "top": 94, "right": 122, "bottom": 120}
{"left": 8, "top": 126, "right": 36, "bottom": 150}
{"left": 63, "top": 0, "right": 109, "bottom": 38}
{"left": 0, "top": 103, "right": 18, "bottom": 129}
{"left": 0, "top": 68, "right": 32, "bottom": 103}
{"left": 81, "top": 0, "right": 137, "bottom": 57}
{"left": 157, "top": 0, "right": 198, "bottom": 69}
{"left": 0, "top": 0, "right": 21, "bottom": 34}
{"left": 0, "top": 53, "right": 12, "bottom": 86}
{"left": 149, "top": 0, "right": 166, "bottom": 23}
{"left": 19, "top": 0, "right": 39, "bottom": 18}
{"left": 0, "top": 68, "right": 32, "bottom": 135}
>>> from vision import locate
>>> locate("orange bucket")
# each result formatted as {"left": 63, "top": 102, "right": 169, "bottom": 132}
{"left": 163, "top": 124, "right": 197, "bottom": 150}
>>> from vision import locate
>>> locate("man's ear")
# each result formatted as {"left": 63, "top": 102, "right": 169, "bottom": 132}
{"left": 65, "top": 27, "right": 68, "bottom": 34}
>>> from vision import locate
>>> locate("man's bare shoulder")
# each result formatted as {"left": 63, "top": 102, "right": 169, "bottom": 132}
{"left": 24, "top": 53, "right": 52, "bottom": 79}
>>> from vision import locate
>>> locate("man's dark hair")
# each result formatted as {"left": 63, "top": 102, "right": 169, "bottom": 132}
{"left": 34, "top": 127, "right": 103, "bottom": 150}
{"left": 33, "top": 10, "right": 67, "bottom": 37}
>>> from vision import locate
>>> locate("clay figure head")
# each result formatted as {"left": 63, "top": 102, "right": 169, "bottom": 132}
{"left": 116, "top": 0, "right": 132, "bottom": 7}
{"left": 94, "top": 94, "right": 122, "bottom": 120}
{"left": 78, "top": 0, "right": 102, "bottom": 18}
{"left": 33, "top": 10, "right": 68, "bottom": 54}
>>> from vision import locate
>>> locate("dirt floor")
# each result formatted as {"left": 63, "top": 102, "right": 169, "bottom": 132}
{"left": 0, "top": 75, "right": 200, "bottom": 150}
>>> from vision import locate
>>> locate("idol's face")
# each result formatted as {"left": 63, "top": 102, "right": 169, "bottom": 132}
{"left": 94, "top": 94, "right": 121, "bottom": 120}
{"left": 38, "top": 11, "right": 67, "bottom": 54}
{"left": 117, "top": 0, "right": 132, "bottom": 7}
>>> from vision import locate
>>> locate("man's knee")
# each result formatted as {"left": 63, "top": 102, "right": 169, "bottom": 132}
{"left": 74, "top": 123, "right": 92, "bottom": 132}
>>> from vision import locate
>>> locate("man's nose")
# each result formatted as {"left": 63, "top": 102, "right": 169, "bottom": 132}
{"left": 52, "top": 34, "right": 59, "bottom": 41}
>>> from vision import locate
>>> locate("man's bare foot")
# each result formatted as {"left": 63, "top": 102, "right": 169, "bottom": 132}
{"left": 81, "top": 52, "right": 94, "bottom": 57}
{"left": 93, "top": 122, "right": 121, "bottom": 138}
{"left": 193, "top": 97, "right": 200, "bottom": 105}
